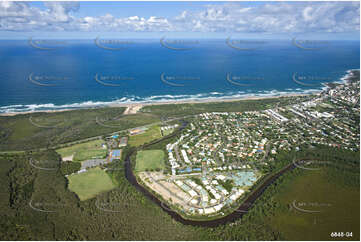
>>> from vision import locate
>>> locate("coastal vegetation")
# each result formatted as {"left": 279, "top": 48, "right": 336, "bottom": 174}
{"left": 0, "top": 96, "right": 307, "bottom": 152}
{"left": 0, "top": 107, "right": 158, "bottom": 151}
{"left": 60, "top": 161, "right": 81, "bottom": 175}
{"left": 0, "top": 142, "right": 358, "bottom": 240}
{"left": 141, "top": 96, "right": 310, "bottom": 118}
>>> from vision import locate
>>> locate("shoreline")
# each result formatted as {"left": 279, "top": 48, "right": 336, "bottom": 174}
{"left": 0, "top": 92, "right": 310, "bottom": 117}
{"left": 1, "top": 68, "right": 358, "bottom": 117}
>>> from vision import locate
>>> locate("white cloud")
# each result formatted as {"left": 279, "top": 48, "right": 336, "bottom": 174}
{"left": 0, "top": 1, "right": 358, "bottom": 33}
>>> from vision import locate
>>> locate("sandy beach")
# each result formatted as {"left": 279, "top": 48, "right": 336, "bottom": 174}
{"left": 0, "top": 92, "right": 311, "bottom": 117}
{"left": 2, "top": 68, "right": 357, "bottom": 118}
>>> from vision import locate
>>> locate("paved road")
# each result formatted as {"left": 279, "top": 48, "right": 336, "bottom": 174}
{"left": 124, "top": 120, "right": 302, "bottom": 227}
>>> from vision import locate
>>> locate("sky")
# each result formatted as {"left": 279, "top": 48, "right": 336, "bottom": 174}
{"left": 0, "top": 1, "right": 359, "bottom": 39}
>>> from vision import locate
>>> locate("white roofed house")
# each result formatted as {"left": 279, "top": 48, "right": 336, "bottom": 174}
{"left": 220, "top": 188, "right": 229, "bottom": 196}
{"left": 214, "top": 203, "right": 224, "bottom": 212}
{"left": 216, "top": 174, "right": 226, "bottom": 181}
{"left": 181, "top": 149, "right": 191, "bottom": 164}
{"left": 204, "top": 207, "right": 215, "bottom": 214}
{"left": 188, "top": 189, "right": 197, "bottom": 197}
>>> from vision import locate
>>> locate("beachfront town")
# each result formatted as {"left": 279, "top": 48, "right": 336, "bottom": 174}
{"left": 62, "top": 71, "right": 359, "bottom": 217}
{"left": 138, "top": 73, "right": 360, "bottom": 216}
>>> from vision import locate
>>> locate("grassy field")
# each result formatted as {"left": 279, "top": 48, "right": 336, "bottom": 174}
{"left": 56, "top": 139, "right": 106, "bottom": 162}
{"left": 0, "top": 107, "right": 160, "bottom": 151}
{"left": 135, "top": 150, "right": 165, "bottom": 172}
{"left": 73, "top": 149, "right": 107, "bottom": 161}
{"left": 67, "top": 167, "right": 116, "bottom": 201}
{"left": 128, "top": 125, "right": 162, "bottom": 147}
{"left": 268, "top": 168, "right": 360, "bottom": 240}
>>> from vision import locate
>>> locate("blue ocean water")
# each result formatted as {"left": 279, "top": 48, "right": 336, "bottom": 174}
{"left": 0, "top": 39, "right": 359, "bottom": 113}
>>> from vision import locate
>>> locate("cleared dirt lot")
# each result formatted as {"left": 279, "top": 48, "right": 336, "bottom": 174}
{"left": 139, "top": 172, "right": 191, "bottom": 209}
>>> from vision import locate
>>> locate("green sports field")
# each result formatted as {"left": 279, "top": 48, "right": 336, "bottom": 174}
{"left": 135, "top": 150, "right": 165, "bottom": 172}
{"left": 67, "top": 167, "right": 116, "bottom": 201}
{"left": 73, "top": 149, "right": 107, "bottom": 161}
{"left": 56, "top": 139, "right": 106, "bottom": 162}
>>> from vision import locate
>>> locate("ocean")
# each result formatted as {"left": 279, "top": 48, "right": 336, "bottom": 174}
{"left": 0, "top": 39, "right": 359, "bottom": 113}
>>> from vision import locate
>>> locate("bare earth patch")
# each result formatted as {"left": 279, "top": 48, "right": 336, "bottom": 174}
{"left": 123, "top": 104, "right": 143, "bottom": 115}
{"left": 62, "top": 154, "right": 74, "bottom": 162}
{"left": 139, "top": 172, "right": 191, "bottom": 209}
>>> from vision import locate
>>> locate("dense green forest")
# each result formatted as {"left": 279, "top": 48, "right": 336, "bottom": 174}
{"left": 0, "top": 143, "right": 358, "bottom": 240}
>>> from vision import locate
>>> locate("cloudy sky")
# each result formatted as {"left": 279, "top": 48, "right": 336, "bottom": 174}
{"left": 0, "top": 1, "right": 359, "bottom": 39}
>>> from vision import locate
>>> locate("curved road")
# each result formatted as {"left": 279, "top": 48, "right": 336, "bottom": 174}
{"left": 124, "top": 120, "right": 298, "bottom": 227}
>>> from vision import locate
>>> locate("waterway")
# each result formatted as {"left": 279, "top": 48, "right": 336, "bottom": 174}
{"left": 124, "top": 120, "right": 297, "bottom": 227}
